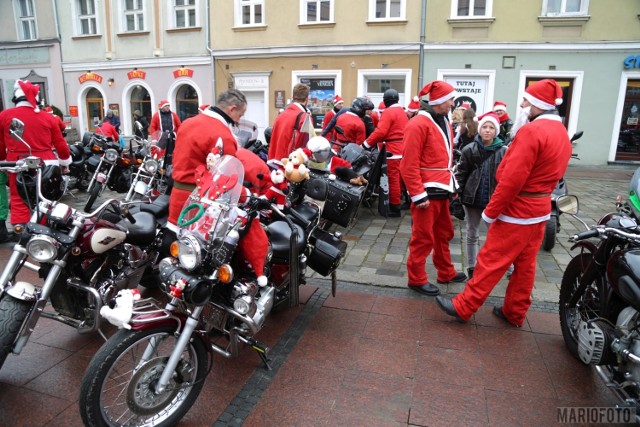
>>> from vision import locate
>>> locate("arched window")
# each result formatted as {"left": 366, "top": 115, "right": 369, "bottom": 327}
{"left": 176, "top": 84, "right": 198, "bottom": 122}
{"left": 130, "top": 85, "right": 151, "bottom": 133}
{"left": 85, "top": 88, "right": 104, "bottom": 131}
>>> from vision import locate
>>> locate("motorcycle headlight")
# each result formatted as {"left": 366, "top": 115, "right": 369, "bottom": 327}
{"left": 26, "top": 235, "right": 59, "bottom": 262}
{"left": 177, "top": 235, "right": 203, "bottom": 271}
{"left": 104, "top": 148, "right": 119, "bottom": 163}
{"left": 143, "top": 159, "right": 159, "bottom": 174}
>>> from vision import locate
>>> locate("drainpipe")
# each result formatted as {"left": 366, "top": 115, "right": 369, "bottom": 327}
{"left": 205, "top": 0, "right": 216, "bottom": 104}
{"left": 418, "top": 0, "right": 427, "bottom": 90}
{"left": 51, "top": 0, "right": 70, "bottom": 111}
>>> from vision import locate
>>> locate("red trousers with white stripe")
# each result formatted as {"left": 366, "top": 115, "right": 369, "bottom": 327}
{"left": 387, "top": 158, "right": 402, "bottom": 205}
{"left": 407, "top": 199, "right": 457, "bottom": 285}
{"left": 452, "top": 219, "right": 545, "bottom": 326}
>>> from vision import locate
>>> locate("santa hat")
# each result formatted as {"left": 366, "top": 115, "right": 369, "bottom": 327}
{"left": 299, "top": 147, "right": 311, "bottom": 163}
{"left": 332, "top": 95, "right": 344, "bottom": 105}
{"left": 159, "top": 99, "right": 170, "bottom": 109}
{"left": 407, "top": 96, "right": 420, "bottom": 112}
{"left": 14, "top": 80, "right": 41, "bottom": 112}
{"left": 460, "top": 102, "right": 471, "bottom": 110}
{"left": 493, "top": 101, "right": 507, "bottom": 112}
{"left": 524, "top": 79, "right": 563, "bottom": 111}
{"left": 378, "top": 101, "right": 386, "bottom": 112}
{"left": 418, "top": 81, "right": 456, "bottom": 106}
{"left": 45, "top": 106, "right": 54, "bottom": 114}
{"left": 477, "top": 112, "right": 500, "bottom": 132}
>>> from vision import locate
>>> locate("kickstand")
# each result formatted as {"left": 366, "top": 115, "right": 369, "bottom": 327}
{"left": 97, "top": 328, "right": 109, "bottom": 342}
{"left": 248, "top": 338, "right": 272, "bottom": 370}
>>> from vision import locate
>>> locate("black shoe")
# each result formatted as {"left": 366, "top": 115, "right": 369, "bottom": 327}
{"left": 467, "top": 267, "right": 474, "bottom": 280}
{"left": 492, "top": 306, "right": 521, "bottom": 327}
{"left": 387, "top": 210, "right": 401, "bottom": 218}
{"left": 435, "top": 295, "right": 466, "bottom": 323}
{"left": 408, "top": 283, "right": 440, "bottom": 296}
{"left": 436, "top": 272, "right": 467, "bottom": 284}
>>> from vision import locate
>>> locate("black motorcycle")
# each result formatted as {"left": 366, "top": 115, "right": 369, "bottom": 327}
{"left": 558, "top": 193, "right": 640, "bottom": 421}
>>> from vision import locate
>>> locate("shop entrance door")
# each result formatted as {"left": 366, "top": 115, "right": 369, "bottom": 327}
{"left": 615, "top": 79, "right": 640, "bottom": 161}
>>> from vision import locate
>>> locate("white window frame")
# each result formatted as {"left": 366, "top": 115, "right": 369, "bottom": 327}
{"left": 169, "top": 0, "right": 199, "bottom": 29}
{"left": 450, "top": 0, "right": 493, "bottom": 19}
{"left": 300, "top": 0, "right": 334, "bottom": 25}
{"left": 14, "top": 0, "right": 37, "bottom": 41}
{"left": 368, "top": 0, "right": 406, "bottom": 22}
{"left": 541, "top": 0, "right": 589, "bottom": 16}
{"left": 234, "top": 0, "right": 265, "bottom": 27}
{"left": 121, "top": 0, "right": 145, "bottom": 32}
{"left": 357, "top": 69, "right": 412, "bottom": 110}
{"left": 609, "top": 71, "right": 640, "bottom": 162}
{"left": 74, "top": 0, "right": 98, "bottom": 36}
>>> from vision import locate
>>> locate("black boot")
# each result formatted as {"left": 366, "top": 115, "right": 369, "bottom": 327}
{"left": 0, "top": 220, "right": 17, "bottom": 243}
{"left": 467, "top": 267, "right": 474, "bottom": 280}
{"left": 388, "top": 204, "right": 401, "bottom": 218}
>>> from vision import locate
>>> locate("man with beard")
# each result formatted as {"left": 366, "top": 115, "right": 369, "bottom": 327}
{"left": 493, "top": 101, "right": 514, "bottom": 143}
{"left": 435, "top": 79, "right": 572, "bottom": 327}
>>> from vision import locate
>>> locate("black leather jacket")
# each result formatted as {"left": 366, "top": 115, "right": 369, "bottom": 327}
{"left": 455, "top": 137, "right": 506, "bottom": 207}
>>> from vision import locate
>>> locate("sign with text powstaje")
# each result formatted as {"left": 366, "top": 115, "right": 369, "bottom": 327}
{"left": 444, "top": 76, "right": 488, "bottom": 115}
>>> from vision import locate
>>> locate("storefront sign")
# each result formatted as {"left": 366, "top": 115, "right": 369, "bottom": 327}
{"left": 173, "top": 67, "right": 194, "bottom": 78}
{"left": 300, "top": 78, "right": 335, "bottom": 128}
{"left": 624, "top": 55, "right": 640, "bottom": 69}
{"left": 444, "top": 76, "right": 488, "bottom": 114}
{"left": 127, "top": 69, "right": 146, "bottom": 80}
{"left": 78, "top": 72, "right": 103, "bottom": 84}
{"left": 274, "top": 90, "right": 285, "bottom": 109}
{"left": 236, "top": 75, "right": 268, "bottom": 89}
{"left": 69, "top": 106, "right": 78, "bottom": 117}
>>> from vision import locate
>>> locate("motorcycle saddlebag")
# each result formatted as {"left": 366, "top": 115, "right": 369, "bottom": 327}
{"left": 321, "top": 178, "right": 365, "bottom": 227}
{"left": 307, "top": 228, "right": 347, "bottom": 276}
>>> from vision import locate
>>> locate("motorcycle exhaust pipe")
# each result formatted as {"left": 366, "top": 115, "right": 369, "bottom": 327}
{"left": 595, "top": 366, "right": 638, "bottom": 405}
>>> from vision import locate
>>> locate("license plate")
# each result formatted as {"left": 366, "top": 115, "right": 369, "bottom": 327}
{"left": 96, "top": 173, "right": 107, "bottom": 183}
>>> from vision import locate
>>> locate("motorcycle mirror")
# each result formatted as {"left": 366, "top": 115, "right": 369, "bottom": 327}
{"left": 570, "top": 130, "right": 583, "bottom": 143}
{"left": 557, "top": 195, "right": 579, "bottom": 215}
{"left": 9, "top": 118, "right": 32, "bottom": 155}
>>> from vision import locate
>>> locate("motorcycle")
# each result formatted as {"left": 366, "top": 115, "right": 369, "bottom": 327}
{"left": 64, "top": 135, "right": 93, "bottom": 192}
{"left": 0, "top": 118, "right": 167, "bottom": 371}
{"left": 84, "top": 132, "right": 134, "bottom": 212}
{"left": 541, "top": 130, "right": 583, "bottom": 251}
{"left": 79, "top": 155, "right": 347, "bottom": 426}
{"left": 238, "top": 118, "right": 269, "bottom": 162}
{"left": 124, "top": 131, "right": 168, "bottom": 202}
{"left": 558, "top": 193, "right": 640, "bottom": 421}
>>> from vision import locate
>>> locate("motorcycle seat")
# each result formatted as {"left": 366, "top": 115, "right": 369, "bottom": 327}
{"left": 266, "top": 220, "right": 306, "bottom": 262}
{"left": 140, "top": 194, "right": 170, "bottom": 218}
{"left": 123, "top": 211, "right": 157, "bottom": 245}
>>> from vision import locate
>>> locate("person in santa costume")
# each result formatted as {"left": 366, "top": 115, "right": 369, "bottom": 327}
{"left": 370, "top": 101, "right": 385, "bottom": 128}
{"left": 406, "top": 96, "right": 420, "bottom": 119}
{"left": 321, "top": 94, "right": 344, "bottom": 139}
{"left": 363, "top": 88, "right": 408, "bottom": 217}
{"left": 150, "top": 99, "right": 182, "bottom": 190}
{"left": 95, "top": 118, "right": 119, "bottom": 142}
{"left": 268, "top": 83, "right": 310, "bottom": 161}
{"left": 331, "top": 97, "right": 372, "bottom": 149}
{"left": 0, "top": 80, "right": 72, "bottom": 231}
{"left": 45, "top": 106, "right": 67, "bottom": 135}
{"left": 400, "top": 80, "right": 467, "bottom": 297}
{"left": 306, "top": 136, "right": 367, "bottom": 185}
{"left": 492, "top": 101, "right": 514, "bottom": 144}
{"left": 436, "top": 79, "right": 572, "bottom": 326}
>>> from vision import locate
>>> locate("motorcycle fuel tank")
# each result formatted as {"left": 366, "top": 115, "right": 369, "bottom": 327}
{"left": 77, "top": 219, "right": 127, "bottom": 255}
{"left": 608, "top": 248, "right": 640, "bottom": 310}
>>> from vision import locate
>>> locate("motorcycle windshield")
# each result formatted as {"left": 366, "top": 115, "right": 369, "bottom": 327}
{"left": 177, "top": 155, "right": 245, "bottom": 242}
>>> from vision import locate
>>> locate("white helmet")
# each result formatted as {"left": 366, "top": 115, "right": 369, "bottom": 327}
{"left": 307, "top": 136, "right": 331, "bottom": 163}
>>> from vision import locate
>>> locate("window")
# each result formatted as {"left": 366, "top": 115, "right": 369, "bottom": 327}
{"left": 235, "top": 0, "right": 264, "bottom": 27}
{"left": 172, "top": 0, "right": 198, "bottom": 28}
{"left": 123, "top": 0, "right": 145, "bottom": 32}
{"left": 369, "top": 0, "right": 405, "bottom": 21}
{"left": 542, "top": 0, "right": 589, "bottom": 16}
{"left": 451, "top": 0, "right": 492, "bottom": 18}
{"left": 15, "top": 0, "right": 37, "bottom": 40}
{"left": 77, "top": 0, "right": 98, "bottom": 35}
{"left": 176, "top": 84, "right": 198, "bottom": 121}
{"left": 301, "top": 0, "right": 333, "bottom": 24}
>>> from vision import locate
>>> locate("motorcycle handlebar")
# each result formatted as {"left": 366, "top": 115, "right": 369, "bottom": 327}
{"left": 572, "top": 229, "right": 600, "bottom": 241}
{"left": 573, "top": 226, "right": 640, "bottom": 243}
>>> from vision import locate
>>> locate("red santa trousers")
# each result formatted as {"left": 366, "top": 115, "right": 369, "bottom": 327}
{"left": 452, "top": 219, "right": 545, "bottom": 326}
{"left": 8, "top": 173, "right": 32, "bottom": 224}
{"left": 387, "top": 158, "right": 402, "bottom": 205}
{"left": 407, "top": 199, "right": 457, "bottom": 285}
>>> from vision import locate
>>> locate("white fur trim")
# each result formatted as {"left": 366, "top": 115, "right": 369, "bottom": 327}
{"left": 478, "top": 116, "right": 500, "bottom": 132}
{"left": 257, "top": 276, "right": 268, "bottom": 287}
{"left": 481, "top": 211, "right": 496, "bottom": 223}
{"left": 428, "top": 90, "right": 457, "bottom": 106}
{"left": 523, "top": 93, "right": 555, "bottom": 111}
{"left": 58, "top": 157, "right": 72, "bottom": 167}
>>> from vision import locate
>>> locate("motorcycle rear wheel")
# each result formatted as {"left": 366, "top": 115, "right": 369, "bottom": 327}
{"left": 85, "top": 182, "right": 102, "bottom": 212}
{"left": 0, "top": 295, "right": 32, "bottom": 370}
{"left": 79, "top": 326, "right": 208, "bottom": 427}
{"left": 542, "top": 219, "right": 556, "bottom": 251}
{"left": 559, "top": 252, "right": 600, "bottom": 361}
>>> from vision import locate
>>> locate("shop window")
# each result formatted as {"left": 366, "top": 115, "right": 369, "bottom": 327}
{"left": 615, "top": 79, "right": 640, "bottom": 161}
{"left": 176, "top": 84, "right": 198, "bottom": 121}
{"left": 235, "top": 0, "right": 264, "bottom": 27}
{"left": 299, "top": 77, "right": 337, "bottom": 129}
{"left": 300, "top": 0, "right": 333, "bottom": 24}
{"left": 130, "top": 85, "right": 151, "bottom": 134}
{"left": 86, "top": 88, "right": 104, "bottom": 132}
{"left": 369, "top": 0, "right": 405, "bottom": 21}
{"left": 14, "top": 0, "right": 37, "bottom": 41}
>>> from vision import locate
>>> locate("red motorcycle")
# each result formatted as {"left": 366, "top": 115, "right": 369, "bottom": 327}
{"left": 0, "top": 118, "right": 166, "bottom": 371}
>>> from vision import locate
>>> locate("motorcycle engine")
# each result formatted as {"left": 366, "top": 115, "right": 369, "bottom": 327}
{"left": 577, "top": 319, "right": 619, "bottom": 365}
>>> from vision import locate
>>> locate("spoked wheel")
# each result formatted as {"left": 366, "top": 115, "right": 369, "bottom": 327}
{"left": 559, "top": 252, "right": 600, "bottom": 361}
{"left": 542, "top": 218, "right": 557, "bottom": 251}
{"left": 79, "top": 326, "right": 209, "bottom": 427}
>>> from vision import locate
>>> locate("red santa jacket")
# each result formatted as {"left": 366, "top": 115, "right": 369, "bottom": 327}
{"left": 0, "top": 106, "right": 71, "bottom": 166}
{"left": 149, "top": 110, "right": 182, "bottom": 136}
{"left": 365, "top": 104, "right": 408, "bottom": 157}
{"left": 322, "top": 109, "right": 336, "bottom": 131}
{"left": 171, "top": 110, "right": 238, "bottom": 186}
{"left": 400, "top": 110, "right": 456, "bottom": 202}
{"left": 95, "top": 121, "right": 119, "bottom": 141}
{"left": 236, "top": 147, "right": 271, "bottom": 195}
{"left": 268, "top": 103, "right": 308, "bottom": 161}
{"left": 482, "top": 114, "right": 572, "bottom": 224}
{"left": 335, "top": 111, "right": 366, "bottom": 146}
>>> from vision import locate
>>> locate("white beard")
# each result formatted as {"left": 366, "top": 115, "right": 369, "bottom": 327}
{"left": 510, "top": 106, "right": 531, "bottom": 138}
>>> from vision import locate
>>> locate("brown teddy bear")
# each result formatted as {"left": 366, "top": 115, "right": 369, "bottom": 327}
{"left": 281, "top": 148, "right": 311, "bottom": 183}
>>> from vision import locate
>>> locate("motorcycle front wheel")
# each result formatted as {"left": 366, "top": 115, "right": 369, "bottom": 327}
{"left": 0, "top": 295, "right": 32, "bottom": 370}
{"left": 85, "top": 182, "right": 102, "bottom": 212}
{"left": 79, "top": 326, "right": 209, "bottom": 427}
{"left": 559, "top": 252, "right": 600, "bottom": 361}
